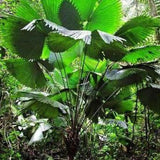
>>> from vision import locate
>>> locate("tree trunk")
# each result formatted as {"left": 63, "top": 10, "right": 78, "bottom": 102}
{"left": 64, "top": 127, "right": 80, "bottom": 160}
{"left": 68, "top": 155, "right": 74, "bottom": 160}
{"left": 148, "top": 0, "right": 157, "bottom": 16}
{"left": 148, "top": 0, "right": 160, "bottom": 43}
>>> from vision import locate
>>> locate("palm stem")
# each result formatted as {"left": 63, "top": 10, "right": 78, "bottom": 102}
{"left": 78, "top": 61, "right": 100, "bottom": 126}
{"left": 74, "top": 46, "right": 87, "bottom": 129}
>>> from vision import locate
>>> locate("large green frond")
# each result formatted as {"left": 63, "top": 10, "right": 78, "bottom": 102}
{"left": 23, "top": 101, "right": 59, "bottom": 118}
{"left": 105, "top": 88, "right": 134, "bottom": 113}
{"left": 41, "top": 0, "right": 63, "bottom": 24}
{"left": 106, "top": 68, "right": 147, "bottom": 87}
{"left": 15, "top": 0, "right": 41, "bottom": 21}
{"left": 86, "top": 30, "right": 126, "bottom": 60}
{"left": 59, "top": 0, "right": 82, "bottom": 29}
{"left": 18, "top": 91, "right": 68, "bottom": 115}
{"left": 123, "top": 45, "right": 160, "bottom": 64}
{"left": 138, "top": 84, "right": 160, "bottom": 114}
{"left": 70, "top": 0, "right": 96, "bottom": 21}
{"left": 22, "top": 19, "right": 91, "bottom": 48}
{"left": 5, "top": 59, "right": 46, "bottom": 88}
{"left": 0, "top": 16, "right": 45, "bottom": 59}
{"left": 23, "top": 19, "right": 125, "bottom": 56}
{"left": 47, "top": 32, "right": 78, "bottom": 52}
{"left": 115, "top": 16, "right": 160, "bottom": 46}
{"left": 86, "top": 0, "right": 122, "bottom": 33}
{"left": 122, "top": 63, "right": 160, "bottom": 81}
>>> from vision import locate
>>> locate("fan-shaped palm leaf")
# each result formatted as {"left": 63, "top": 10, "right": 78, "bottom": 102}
{"left": 115, "top": 16, "right": 160, "bottom": 46}
{"left": 106, "top": 68, "right": 147, "bottom": 87}
{"left": 15, "top": 0, "right": 41, "bottom": 21}
{"left": 5, "top": 59, "right": 46, "bottom": 88}
{"left": 86, "top": 0, "right": 122, "bottom": 33}
{"left": 59, "top": 0, "right": 82, "bottom": 29}
{"left": 22, "top": 19, "right": 125, "bottom": 58}
{"left": 123, "top": 45, "right": 160, "bottom": 64}
{"left": 41, "top": 0, "right": 63, "bottom": 24}
{"left": 138, "top": 84, "right": 160, "bottom": 114}
{"left": 70, "top": 0, "right": 96, "bottom": 21}
{"left": 0, "top": 16, "right": 45, "bottom": 59}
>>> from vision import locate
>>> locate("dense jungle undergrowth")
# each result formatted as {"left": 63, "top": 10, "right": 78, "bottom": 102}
{"left": 1, "top": 0, "right": 160, "bottom": 159}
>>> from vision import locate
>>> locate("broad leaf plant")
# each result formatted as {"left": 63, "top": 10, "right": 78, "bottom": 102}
{"left": 1, "top": 0, "right": 160, "bottom": 159}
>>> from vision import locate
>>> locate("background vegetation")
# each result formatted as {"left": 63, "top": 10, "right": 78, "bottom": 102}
{"left": 0, "top": 0, "right": 160, "bottom": 160}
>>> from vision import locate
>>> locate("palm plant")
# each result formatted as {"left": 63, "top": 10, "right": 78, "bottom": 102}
{"left": 1, "top": 0, "right": 160, "bottom": 159}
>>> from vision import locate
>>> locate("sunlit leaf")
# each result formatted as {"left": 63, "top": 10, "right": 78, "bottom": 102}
{"left": 123, "top": 45, "right": 160, "bottom": 64}
{"left": 86, "top": 0, "right": 122, "bottom": 33}
{"left": 71, "top": 0, "right": 96, "bottom": 21}
{"left": 15, "top": 0, "right": 41, "bottom": 21}
{"left": 41, "top": 0, "right": 63, "bottom": 24}
{"left": 115, "top": 16, "right": 160, "bottom": 46}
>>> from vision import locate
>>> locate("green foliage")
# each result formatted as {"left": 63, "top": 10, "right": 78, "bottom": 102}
{"left": 59, "top": 0, "right": 82, "bottom": 29}
{"left": 0, "top": 16, "right": 46, "bottom": 59}
{"left": 0, "top": 0, "right": 18, "bottom": 13}
{"left": 41, "top": 0, "right": 63, "bottom": 24}
{"left": 70, "top": 0, "right": 96, "bottom": 21}
{"left": 15, "top": 0, "right": 41, "bottom": 21}
{"left": 5, "top": 59, "right": 46, "bottom": 88}
{"left": 1, "top": 0, "right": 160, "bottom": 159}
{"left": 138, "top": 84, "right": 160, "bottom": 114}
{"left": 18, "top": 91, "right": 69, "bottom": 118}
{"left": 86, "top": 0, "right": 122, "bottom": 33}
{"left": 123, "top": 45, "right": 160, "bottom": 64}
{"left": 115, "top": 16, "right": 160, "bottom": 46}
{"left": 106, "top": 68, "right": 147, "bottom": 85}
{"left": 47, "top": 32, "right": 77, "bottom": 52}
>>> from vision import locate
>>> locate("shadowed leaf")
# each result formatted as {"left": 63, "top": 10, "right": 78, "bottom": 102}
{"left": 59, "top": 0, "right": 82, "bottom": 29}
{"left": 5, "top": 59, "right": 46, "bottom": 88}
{"left": 0, "top": 16, "right": 45, "bottom": 59}
{"left": 138, "top": 84, "right": 160, "bottom": 114}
